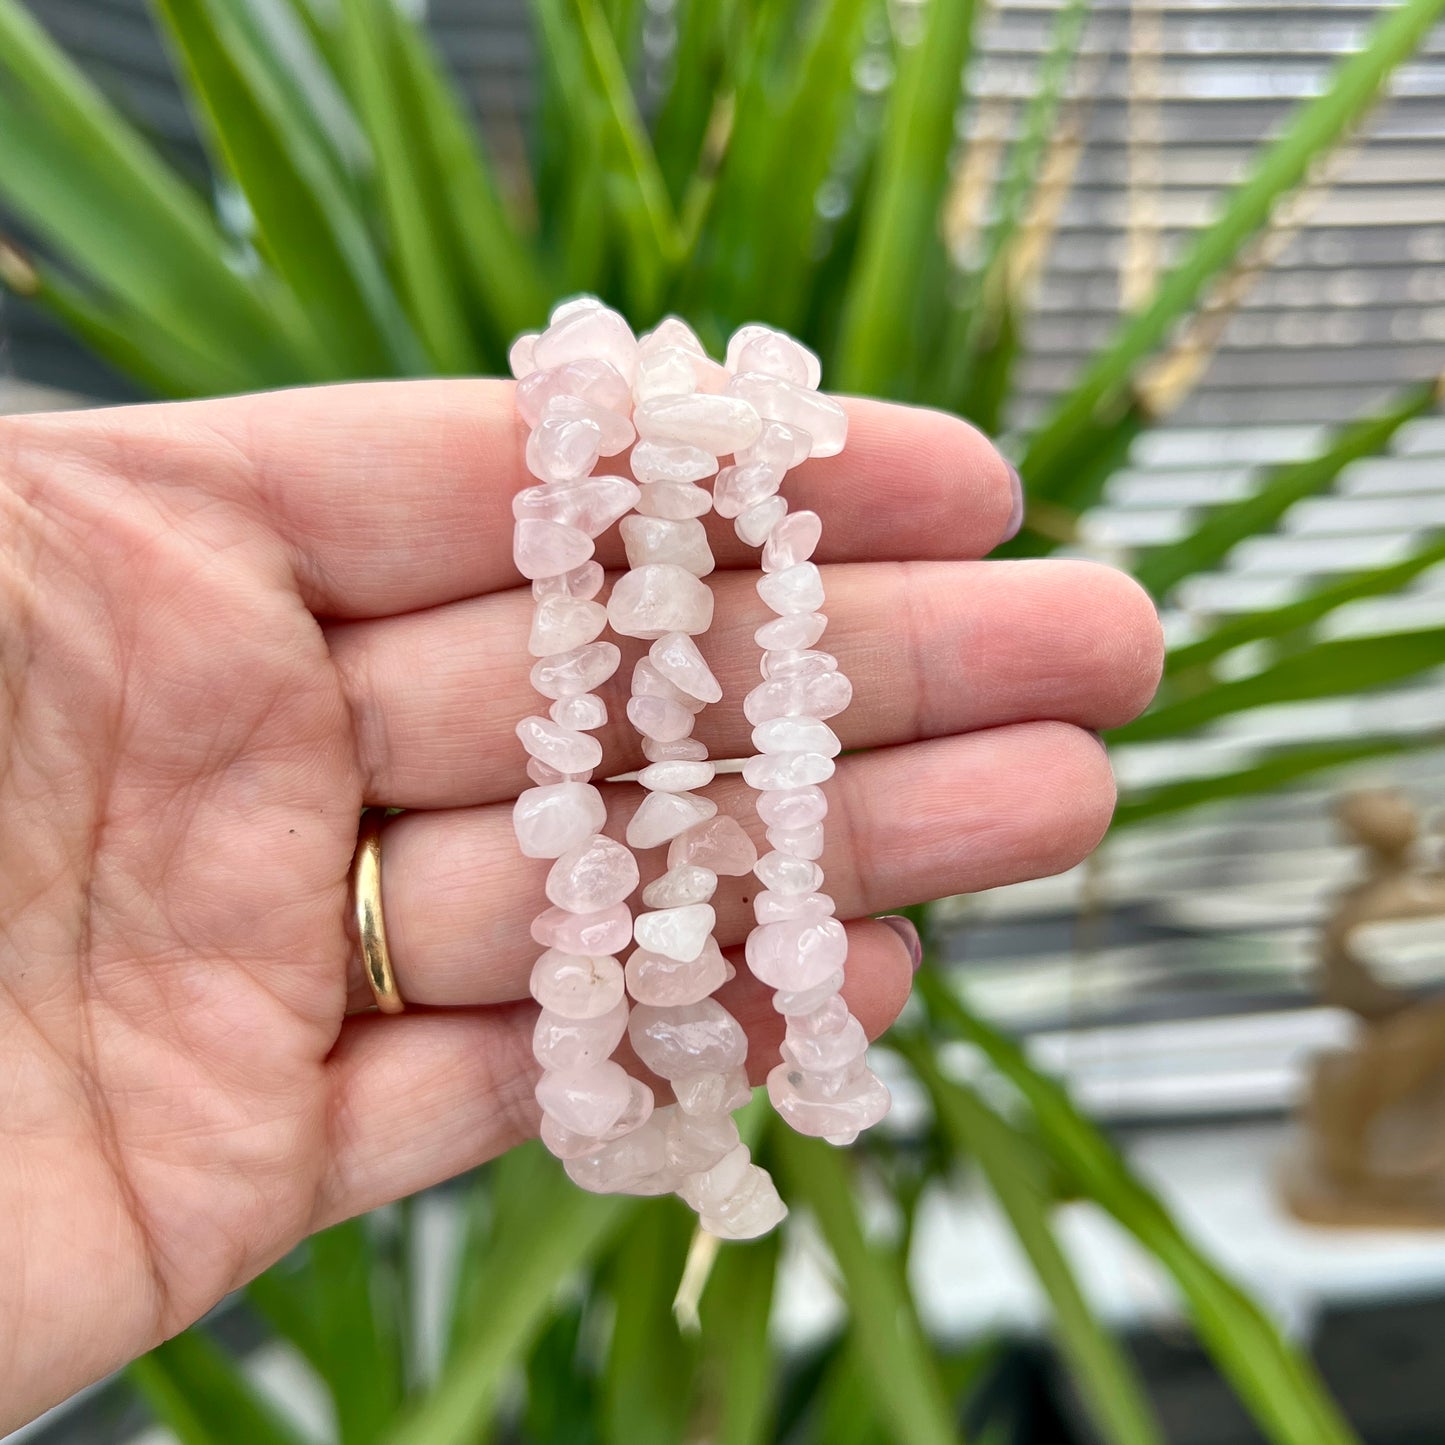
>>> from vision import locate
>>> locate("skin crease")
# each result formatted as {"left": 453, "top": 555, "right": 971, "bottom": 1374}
{"left": 0, "top": 381, "right": 1163, "bottom": 1430}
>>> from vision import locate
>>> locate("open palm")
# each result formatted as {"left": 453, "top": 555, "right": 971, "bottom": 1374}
{"left": 0, "top": 381, "right": 1160, "bottom": 1428}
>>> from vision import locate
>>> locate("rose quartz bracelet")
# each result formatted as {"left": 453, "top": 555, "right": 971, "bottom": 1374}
{"left": 511, "top": 299, "right": 888, "bottom": 1238}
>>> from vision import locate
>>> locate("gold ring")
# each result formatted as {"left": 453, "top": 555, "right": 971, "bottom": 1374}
{"left": 352, "top": 810, "right": 404, "bottom": 1014}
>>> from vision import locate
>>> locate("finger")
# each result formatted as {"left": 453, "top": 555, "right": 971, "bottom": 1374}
{"left": 327, "top": 558, "right": 1160, "bottom": 809}
{"left": 347, "top": 721, "right": 1113, "bottom": 1009}
{"left": 318, "top": 917, "right": 913, "bottom": 1225}
{"left": 85, "top": 383, "right": 1013, "bottom": 617}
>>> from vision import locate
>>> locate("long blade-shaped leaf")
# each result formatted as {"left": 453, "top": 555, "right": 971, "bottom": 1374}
{"left": 0, "top": 0, "right": 312, "bottom": 386}
{"left": 693, "top": 1229, "right": 780, "bottom": 1445}
{"left": 152, "top": 0, "right": 423, "bottom": 374}
{"left": 1167, "top": 535, "right": 1445, "bottom": 676}
{"left": 1116, "top": 627, "right": 1445, "bottom": 743}
{"left": 334, "top": 0, "right": 479, "bottom": 371}
{"left": 901, "top": 1038, "right": 1164, "bottom": 1445}
{"left": 1021, "top": 0, "right": 1445, "bottom": 496}
{"left": 388, "top": 11, "right": 550, "bottom": 346}
{"left": 388, "top": 1148, "right": 632, "bottom": 1445}
{"left": 128, "top": 1329, "right": 310, "bottom": 1445}
{"left": 1133, "top": 381, "right": 1440, "bottom": 598}
{"left": 774, "top": 1134, "right": 961, "bottom": 1445}
{"left": 1113, "top": 734, "right": 1426, "bottom": 828}
{"left": 835, "top": 0, "right": 980, "bottom": 394}
{"left": 919, "top": 976, "right": 1360, "bottom": 1445}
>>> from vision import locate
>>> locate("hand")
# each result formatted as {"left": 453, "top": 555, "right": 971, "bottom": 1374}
{"left": 0, "top": 382, "right": 1161, "bottom": 1426}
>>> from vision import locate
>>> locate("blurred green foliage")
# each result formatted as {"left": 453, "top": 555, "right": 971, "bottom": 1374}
{"left": 4, "top": 0, "right": 1444, "bottom": 1439}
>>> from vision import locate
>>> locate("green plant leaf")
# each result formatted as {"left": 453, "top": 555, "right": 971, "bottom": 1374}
{"left": 1133, "top": 381, "right": 1440, "bottom": 599}
{"left": 693, "top": 1229, "right": 781, "bottom": 1445}
{"left": 1115, "top": 626, "right": 1445, "bottom": 744}
{"left": 388, "top": 9, "right": 550, "bottom": 347}
{"left": 1166, "top": 535, "right": 1445, "bottom": 676}
{"left": 600, "top": 1201, "right": 699, "bottom": 1445}
{"left": 1020, "top": 0, "right": 1445, "bottom": 499}
{"left": 388, "top": 1146, "right": 632, "bottom": 1445}
{"left": 942, "top": 0, "right": 1090, "bottom": 414}
{"left": 774, "top": 1134, "right": 961, "bottom": 1445}
{"left": 247, "top": 1218, "right": 405, "bottom": 1445}
{"left": 128, "top": 1328, "right": 310, "bottom": 1445}
{"left": 334, "top": 0, "right": 480, "bottom": 371}
{"left": 1113, "top": 734, "right": 1428, "bottom": 828}
{"left": 901, "top": 1037, "right": 1164, "bottom": 1445}
{"left": 919, "top": 976, "right": 1361, "bottom": 1445}
{"left": 0, "top": 0, "right": 312, "bottom": 387}
{"left": 835, "top": 0, "right": 980, "bottom": 395}
{"left": 151, "top": 0, "right": 425, "bottom": 374}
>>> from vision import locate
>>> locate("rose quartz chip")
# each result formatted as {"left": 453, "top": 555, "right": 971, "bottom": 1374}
{"left": 755, "top": 785, "right": 829, "bottom": 829}
{"left": 513, "top": 781, "right": 607, "bottom": 859}
{"left": 525, "top": 414, "right": 604, "bottom": 483}
{"left": 545, "top": 834, "right": 640, "bottom": 913}
{"left": 535, "top": 1058, "right": 634, "bottom": 1136}
{"left": 607, "top": 563, "right": 715, "bottom": 639}
{"left": 667, "top": 815, "right": 758, "bottom": 875}
{"left": 757, "top": 561, "right": 825, "bottom": 616}
{"left": 533, "top": 997, "right": 629, "bottom": 1072}
{"left": 766, "top": 1061, "right": 890, "bottom": 1142}
{"left": 753, "top": 890, "right": 836, "bottom": 925}
{"left": 626, "top": 695, "right": 696, "bottom": 743}
{"left": 509, "top": 332, "right": 539, "bottom": 378}
{"left": 533, "top": 304, "right": 639, "bottom": 383}
{"left": 649, "top": 632, "right": 722, "bottom": 704}
{"left": 628, "top": 998, "right": 748, "bottom": 1078}
{"left": 761, "top": 648, "right": 837, "bottom": 680}
{"left": 666, "top": 1110, "right": 742, "bottom": 1172}
{"left": 636, "top": 481, "right": 713, "bottom": 519}
{"left": 531, "top": 901, "right": 634, "bottom": 955}
{"left": 625, "top": 938, "right": 728, "bottom": 1007}
{"left": 735, "top": 497, "right": 789, "bottom": 547}
{"left": 530, "top": 642, "right": 621, "bottom": 700}
{"left": 713, "top": 461, "right": 782, "bottom": 520}
{"left": 701, "top": 1169, "right": 788, "bottom": 1240}
{"left": 637, "top": 760, "right": 716, "bottom": 793}
{"left": 630, "top": 441, "right": 718, "bottom": 484}
{"left": 564, "top": 1111, "right": 676, "bottom": 1195}
{"left": 726, "top": 373, "right": 847, "bottom": 457}
{"left": 726, "top": 325, "right": 822, "bottom": 389}
{"left": 513, "top": 519, "right": 595, "bottom": 581}
{"left": 782, "top": 1013, "right": 868, "bottom": 1074}
{"left": 621, "top": 515, "right": 714, "bottom": 577}
{"left": 633, "top": 902, "right": 716, "bottom": 961}
{"left": 745, "top": 917, "right": 848, "bottom": 991}
{"left": 641, "top": 864, "right": 718, "bottom": 907}
{"left": 513, "top": 476, "right": 640, "bottom": 537}
{"left": 644, "top": 736, "right": 710, "bottom": 763}
{"left": 543, "top": 394, "right": 635, "bottom": 456}
{"left": 755, "top": 612, "right": 828, "bottom": 650}
{"left": 550, "top": 692, "right": 608, "bottom": 731}
{"left": 625, "top": 790, "right": 717, "bottom": 849}
{"left": 533, "top": 560, "right": 605, "bottom": 601}
{"left": 754, "top": 851, "right": 823, "bottom": 895}
{"left": 675, "top": 1069, "right": 752, "bottom": 1117}
{"left": 741, "top": 751, "right": 835, "bottom": 791}
{"left": 516, "top": 358, "right": 631, "bottom": 424}
{"left": 752, "top": 716, "right": 841, "bottom": 757}
{"left": 766, "top": 822, "right": 826, "bottom": 859}
{"left": 744, "top": 670, "right": 852, "bottom": 724}
{"left": 529, "top": 948, "right": 625, "bottom": 1018}
{"left": 516, "top": 716, "right": 604, "bottom": 774}
{"left": 633, "top": 346, "right": 699, "bottom": 402}
{"left": 773, "top": 971, "right": 844, "bottom": 1016}
{"left": 635, "top": 394, "right": 763, "bottom": 453}
{"left": 739, "top": 418, "right": 813, "bottom": 471}
{"left": 762, "top": 511, "right": 823, "bottom": 572}
{"left": 528, "top": 594, "right": 608, "bottom": 656}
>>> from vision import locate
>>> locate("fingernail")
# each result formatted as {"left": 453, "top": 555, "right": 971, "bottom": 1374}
{"left": 877, "top": 915, "right": 923, "bottom": 972}
{"left": 1002, "top": 463, "right": 1025, "bottom": 542}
